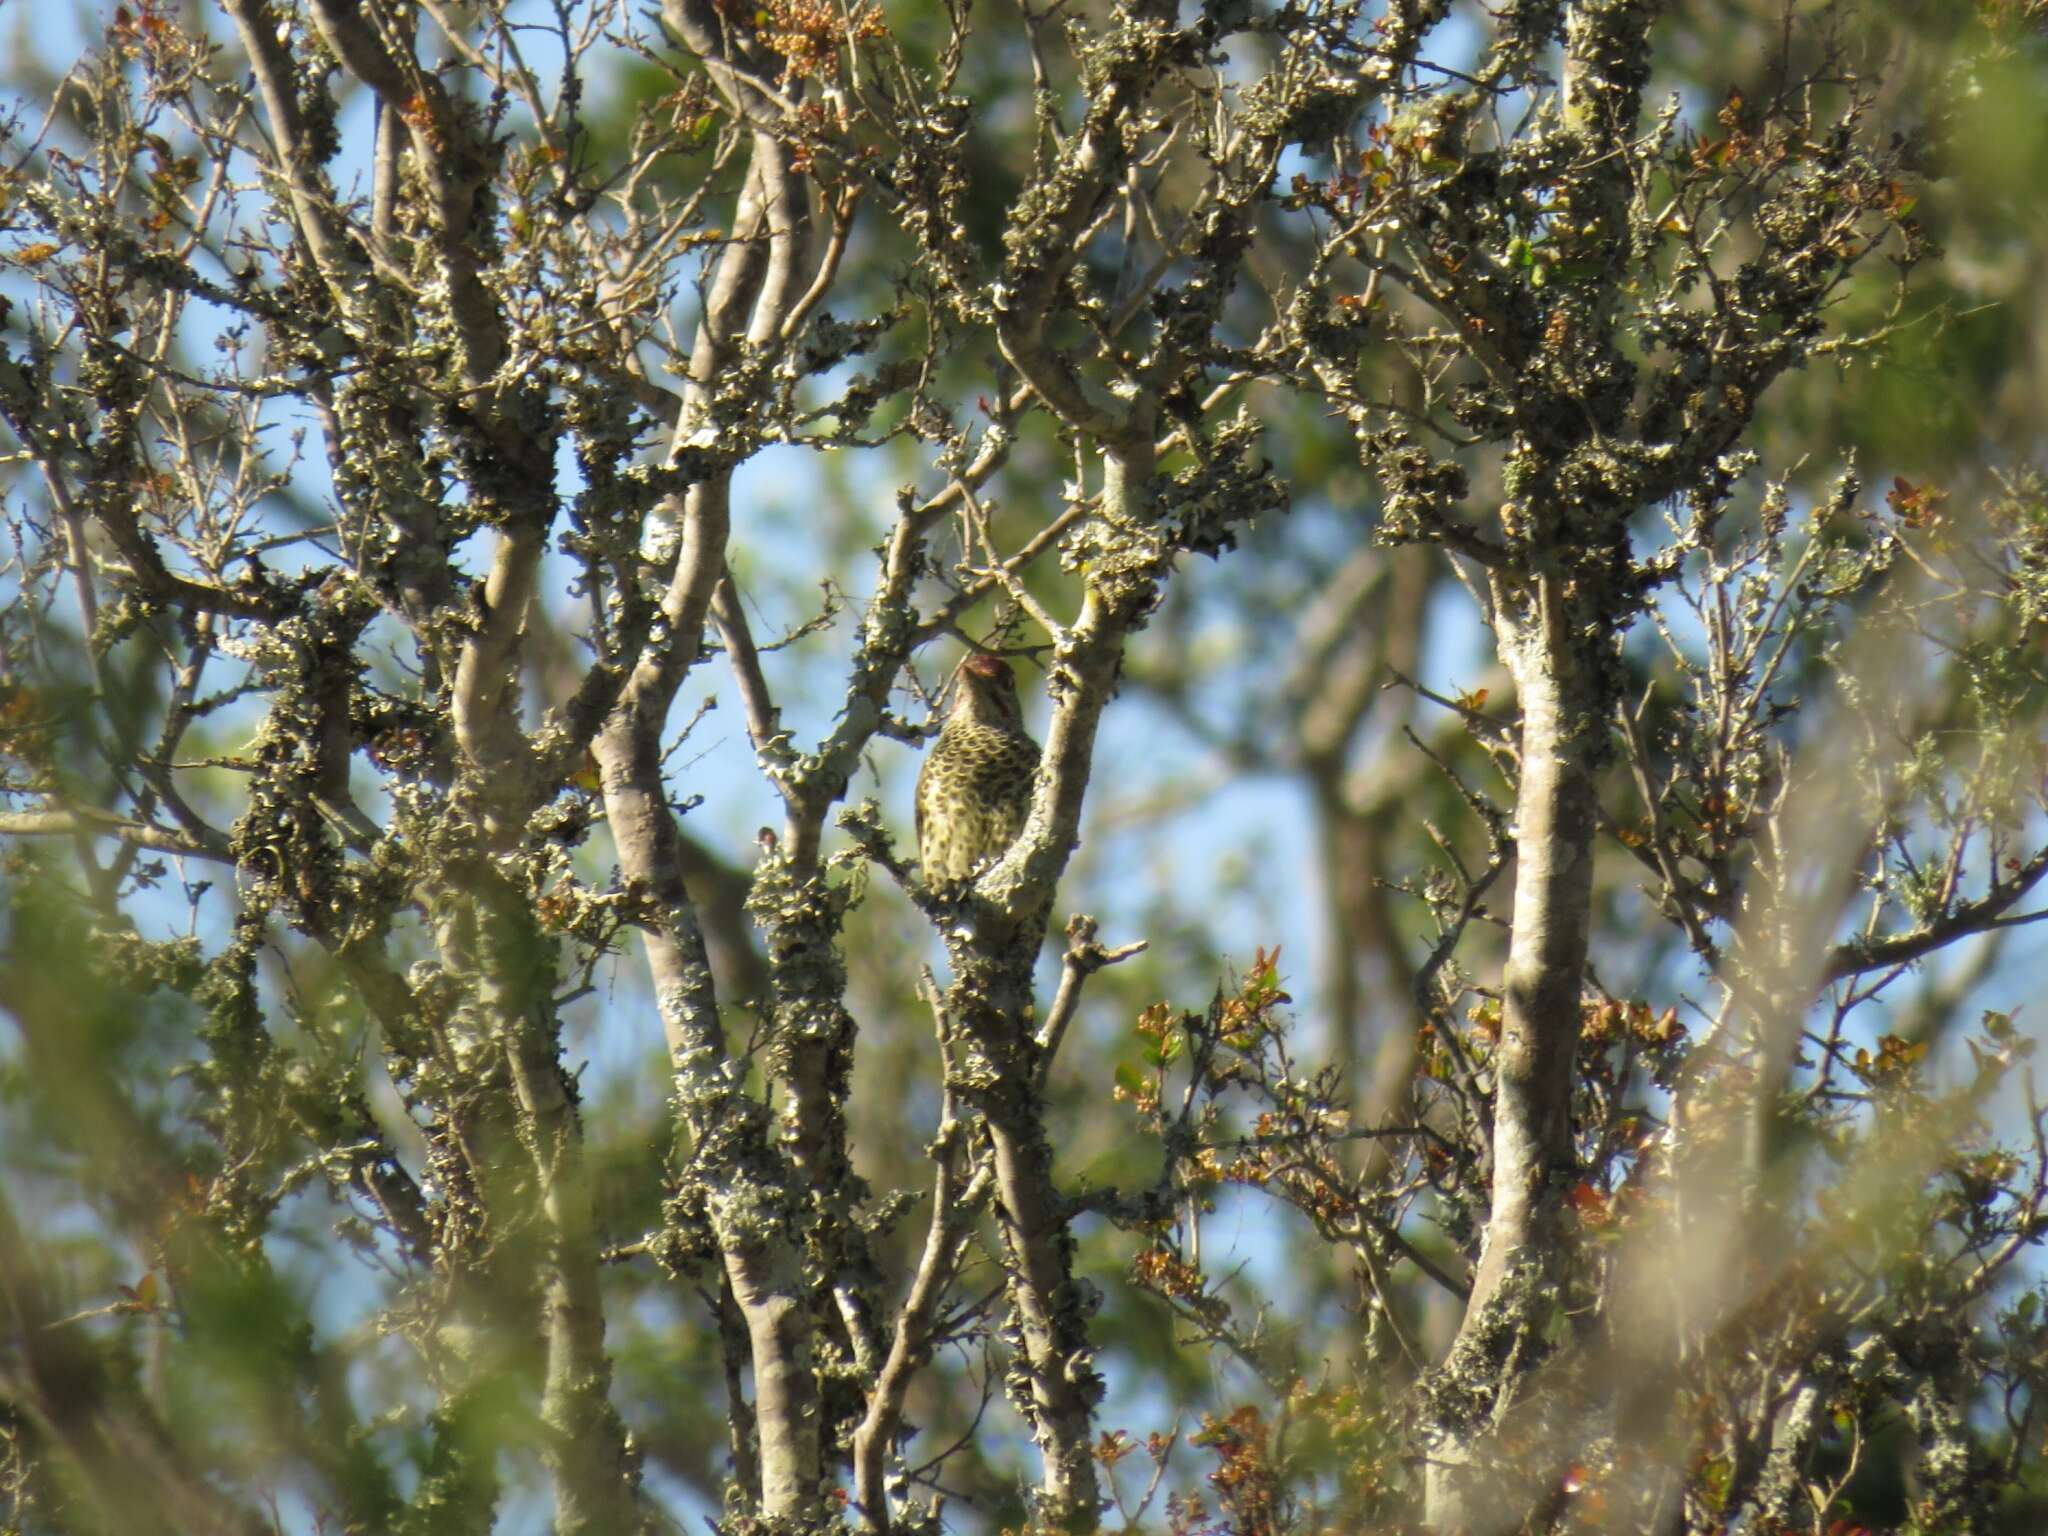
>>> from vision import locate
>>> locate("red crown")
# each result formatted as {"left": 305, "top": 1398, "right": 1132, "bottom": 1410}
{"left": 961, "top": 653, "right": 1010, "bottom": 682}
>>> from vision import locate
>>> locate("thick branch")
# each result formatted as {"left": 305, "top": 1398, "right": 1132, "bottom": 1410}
{"left": 1471, "top": 576, "right": 1598, "bottom": 1310}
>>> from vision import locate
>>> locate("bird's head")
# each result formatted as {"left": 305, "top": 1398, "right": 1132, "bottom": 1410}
{"left": 949, "top": 652, "right": 1024, "bottom": 729}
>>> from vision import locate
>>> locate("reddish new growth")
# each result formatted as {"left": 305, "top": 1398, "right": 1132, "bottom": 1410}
{"left": 1172, "top": 1406, "right": 1285, "bottom": 1536}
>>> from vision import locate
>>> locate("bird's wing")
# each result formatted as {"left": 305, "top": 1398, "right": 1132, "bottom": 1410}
{"left": 913, "top": 756, "right": 928, "bottom": 855}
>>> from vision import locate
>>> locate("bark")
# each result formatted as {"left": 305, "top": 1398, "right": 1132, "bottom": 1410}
{"left": 850, "top": 1103, "right": 990, "bottom": 1530}
{"left": 595, "top": 470, "right": 829, "bottom": 1530}
{"left": 1475, "top": 578, "right": 1597, "bottom": 1308}
{"left": 942, "top": 908, "right": 1105, "bottom": 1530}
{"left": 216, "top": 2, "right": 647, "bottom": 1524}
{"left": 1419, "top": 3, "right": 1660, "bottom": 1523}
{"left": 427, "top": 863, "right": 650, "bottom": 1535}
{"left": 587, "top": 73, "right": 827, "bottom": 1517}
{"left": 713, "top": 568, "right": 886, "bottom": 1388}
{"left": 933, "top": 441, "right": 1174, "bottom": 1528}
{"left": 1426, "top": 574, "right": 1601, "bottom": 1532}
{"left": 723, "top": 1239, "right": 822, "bottom": 1518}
{"left": 983, "top": 1079, "right": 1101, "bottom": 1527}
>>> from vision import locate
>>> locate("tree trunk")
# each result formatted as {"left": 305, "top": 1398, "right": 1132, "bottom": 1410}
{"left": 1426, "top": 573, "right": 1600, "bottom": 1533}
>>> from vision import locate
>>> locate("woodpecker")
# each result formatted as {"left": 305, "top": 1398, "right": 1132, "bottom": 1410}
{"left": 915, "top": 653, "right": 1037, "bottom": 887}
